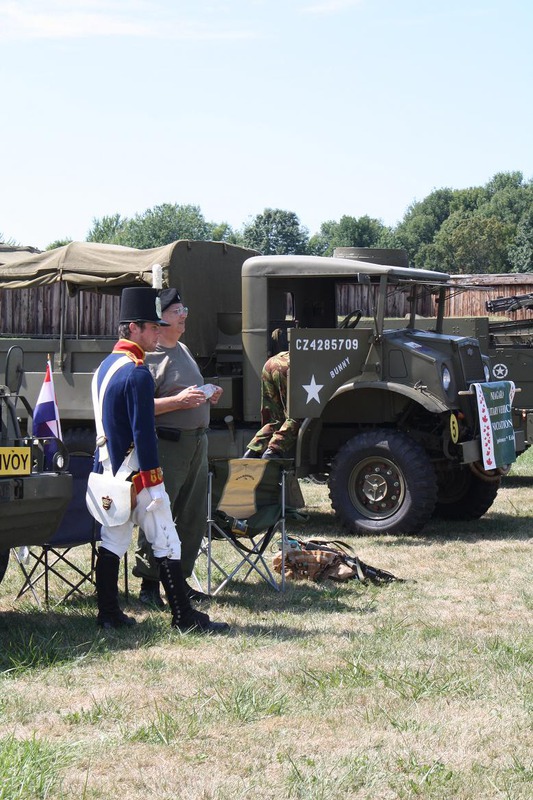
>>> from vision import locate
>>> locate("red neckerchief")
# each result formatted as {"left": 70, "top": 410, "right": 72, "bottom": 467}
{"left": 113, "top": 339, "right": 145, "bottom": 365}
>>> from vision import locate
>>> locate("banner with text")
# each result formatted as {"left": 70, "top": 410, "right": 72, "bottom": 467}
{"left": 473, "top": 380, "right": 516, "bottom": 469}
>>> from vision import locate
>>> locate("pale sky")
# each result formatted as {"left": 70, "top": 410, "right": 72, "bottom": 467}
{"left": 1, "top": 0, "right": 532, "bottom": 249}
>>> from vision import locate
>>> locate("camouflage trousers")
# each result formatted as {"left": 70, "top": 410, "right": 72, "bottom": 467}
{"left": 246, "top": 351, "right": 300, "bottom": 455}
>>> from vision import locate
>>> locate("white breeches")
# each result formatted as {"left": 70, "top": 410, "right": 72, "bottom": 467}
{"left": 100, "top": 486, "right": 182, "bottom": 560}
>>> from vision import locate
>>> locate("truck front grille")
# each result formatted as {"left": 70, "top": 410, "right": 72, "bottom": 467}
{"left": 458, "top": 341, "right": 485, "bottom": 385}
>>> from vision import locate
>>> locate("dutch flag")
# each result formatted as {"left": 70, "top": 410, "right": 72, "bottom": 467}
{"left": 33, "top": 359, "right": 63, "bottom": 460}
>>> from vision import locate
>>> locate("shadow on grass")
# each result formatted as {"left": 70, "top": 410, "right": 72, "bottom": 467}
{"left": 500, "top": 474, "right": 533, "bottom": 487}
{"left": 0, "top": 598, "right": 174, "bottom": 676}
{"left": 372, "top": 513, "right": 532, "bottom": 546}
{"left": 294, "top": 509, "right": 532, "bottom": 546}
{"left": 207, "top": 577, "right": 379, "bottom": 616}
{"left": 0, "top": 578, "right": 384, "bottom": 675}
{"left": 228, "top": 618, "right": 377, "bottom": 640}
{"left": 0, "top": 613, "right": 106, "bottom": 674}
{"left": 204, "top": 579, "right": 381, "bottom": 640}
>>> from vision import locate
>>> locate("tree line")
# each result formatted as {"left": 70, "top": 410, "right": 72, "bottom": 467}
{"left": 5, "top": 171, "right": 533, "bottom": 274}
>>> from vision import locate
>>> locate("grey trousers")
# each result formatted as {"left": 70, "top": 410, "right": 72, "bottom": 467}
{"left": 133, "top": 430, "right": 208, "bottom": 581}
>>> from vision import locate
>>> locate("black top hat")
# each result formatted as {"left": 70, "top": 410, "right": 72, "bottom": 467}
{"left": 119, "top": 287, "right": 170, "bottom": 326}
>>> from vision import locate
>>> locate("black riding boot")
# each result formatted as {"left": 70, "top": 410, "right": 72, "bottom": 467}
{"left": 139, "top": 578, "right": 166, "bottom": 610}
{"left": 157, "top": 557, "right": 229, "bottom": 634}
{"left": 96, "top": 547, "right": 136, "bottom": 628}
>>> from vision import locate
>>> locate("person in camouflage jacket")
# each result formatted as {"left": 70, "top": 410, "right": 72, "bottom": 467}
{"left": 244, "top": 349, "right": 301, "bottom": 459}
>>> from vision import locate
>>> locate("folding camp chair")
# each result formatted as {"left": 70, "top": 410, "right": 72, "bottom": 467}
{"left": 15, "top": 455, "right": 128, "bottom": 607}
{"left": 205, "top": 457, "right": 300, "bottom": 594}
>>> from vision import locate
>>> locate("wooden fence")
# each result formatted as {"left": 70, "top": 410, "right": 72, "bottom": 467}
{"left": 2, "top": 273, "right": 533, "bottom": 338}
{"left": 0, "top": 286, "right": 119, "bottom": 337}
{"left": 445, "top": 274, "right": 533, "bottom": 320}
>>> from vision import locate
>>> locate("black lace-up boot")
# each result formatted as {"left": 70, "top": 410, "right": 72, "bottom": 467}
{"left": 157, "top": 557, "right": 229, "bottom": 634}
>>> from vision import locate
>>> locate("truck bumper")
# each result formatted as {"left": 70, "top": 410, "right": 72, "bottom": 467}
{"left": 514, "top": 428, "right": 526, "bottom": 453}
{"left": 458, "top": 438, "right": 482, "bottom": 464}
{"left": 0, "top": 473, "right": 73, "bottom": 549}
{"left": 458, "top": 429, "right": 524, "bottom": 465}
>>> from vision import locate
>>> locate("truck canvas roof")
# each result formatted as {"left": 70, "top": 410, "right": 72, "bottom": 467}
{"left": 0, "top": 239, "right": 257, "bottom": 294}
{"left": 0, "top": 240, "right": 182, "bottom": 292}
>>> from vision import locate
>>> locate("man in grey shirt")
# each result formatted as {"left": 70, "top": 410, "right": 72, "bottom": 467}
{"left": 133, "top": 288, "right": 223, "bottom": 607}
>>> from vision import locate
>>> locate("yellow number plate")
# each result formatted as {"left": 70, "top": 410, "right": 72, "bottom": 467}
{"left": 0, "top": 447, "right": 32, "bottom": 476}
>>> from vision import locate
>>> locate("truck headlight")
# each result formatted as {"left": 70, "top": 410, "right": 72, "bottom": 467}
{"left": 441, "top": 366, "right": 452, "bottom": 392}
{"left": 53, "top": 452, "right": 66, "bottom": 471}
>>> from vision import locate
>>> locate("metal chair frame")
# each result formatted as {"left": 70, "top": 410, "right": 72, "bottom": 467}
{"left": 14, "top": 540, "right": 129, "bottom": 609}
{"left": 12, "top": 454, "right": 128, "bottom": 608}
{"left": 205, "top": 458, "right": 291, "bottom": 595}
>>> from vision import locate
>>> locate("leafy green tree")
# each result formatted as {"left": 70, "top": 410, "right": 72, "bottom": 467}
{"left": 480, "top": 176, "right": 533, "bottom": 226}
{"left": 334, "top": 215, "right": 387, "bottom": 250}
{"left": 449, "top": 187, "right": 487, "bottom": 215}
{"left": 422, "top": 212, "right": 514, "bottom": 273}
{"left": 388, "top": 175, "right": 533, "bottom": 271}
{"left": 508, "top": 207, "right": 533, "bottom": 273}
{"left": 393, "top": 188, "right": 455, "bottom": 265}
{"left": 210, "top": 222, "right": 243, "bottom": 245}
{"left": 242, "top": 208, "right": 309, "bottom": 255}
{"left": 46, "top": 238, "right": 73, "bottom": 250}
{"left": 308, "top": 220, "right": 340, "bottom": 256}
{"left": 308, "top": 216, "right": 388, "bottom": 256}
{"left": 86, "top": 214, "right": 127, "bottom": 244}
{"left": 119, "top": 203, "right": 211, "bottom": 249}
{"left": 484, "top": 171, "right": 525, "bottom": 197}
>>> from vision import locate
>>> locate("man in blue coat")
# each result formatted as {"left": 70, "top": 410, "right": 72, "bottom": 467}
{"left": 91, "top": 286, "right": 228, "bottom": 634}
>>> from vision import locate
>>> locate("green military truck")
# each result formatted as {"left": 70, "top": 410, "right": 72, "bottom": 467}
{"left": 0, "top": 241, "right": 523, "bottom": 537}
{"left": 246, "top": 254, "right": 522, "bottom": 535}
{"left": 0, "top": 345, "right": 72, "bottom": 583}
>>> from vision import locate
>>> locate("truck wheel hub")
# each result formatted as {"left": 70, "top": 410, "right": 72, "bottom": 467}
{"left": 362, "top": 474, "right": 388, "bottom": 502}
{"left": 350, "top": 457, "right": 405, "bottom": 518}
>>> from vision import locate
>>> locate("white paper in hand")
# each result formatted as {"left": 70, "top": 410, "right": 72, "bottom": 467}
{"left": 197, "top": 384, "right": 218, "bottom": 399}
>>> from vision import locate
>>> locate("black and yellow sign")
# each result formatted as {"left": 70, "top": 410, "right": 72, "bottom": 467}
{"left": 449, "top": 413, "right": 459, "bottom": 444}
{"left": 0, "top": 447, "right": 32, "bottom": 476}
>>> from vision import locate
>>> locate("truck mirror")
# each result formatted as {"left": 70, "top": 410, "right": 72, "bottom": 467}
{"left": 5, "top": 345, "right": 24, "bottom": 394}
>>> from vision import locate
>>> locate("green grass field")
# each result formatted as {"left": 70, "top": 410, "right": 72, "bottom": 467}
{"left": 1, "top": 453, "right": 532, "bottom": 800}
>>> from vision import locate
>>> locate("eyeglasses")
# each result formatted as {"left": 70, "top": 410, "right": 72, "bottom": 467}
{"left": 168, "top": 306, "right": 189, "bottom": 316}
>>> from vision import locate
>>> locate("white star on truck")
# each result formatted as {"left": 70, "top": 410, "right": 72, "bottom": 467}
{"left": 302, "top": 375, "right": 324, "bottom": 404}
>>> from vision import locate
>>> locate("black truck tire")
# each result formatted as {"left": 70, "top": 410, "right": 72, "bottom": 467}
{"left": 433, "top": 465, "right": 500, "bottom": 520}
{"left": 328, "top": 429, "right": 438, "bottom": 535}
{"left": 0, "top": 549, "right": 9, "bottom": 585}
{"left": 63, "top": 427, "right": 96, "bottom": 457}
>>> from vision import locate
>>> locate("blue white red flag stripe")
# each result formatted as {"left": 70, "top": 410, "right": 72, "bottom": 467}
{"left": 33, "top": 359, "right": 63, "bottom": 440}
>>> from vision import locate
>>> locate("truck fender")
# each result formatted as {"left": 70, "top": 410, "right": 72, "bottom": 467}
{"left": 295, "top": 381, "right": 449, "bottom": 469}
{"left": 331, "top": 380, "right": 450, "bottom": 415}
